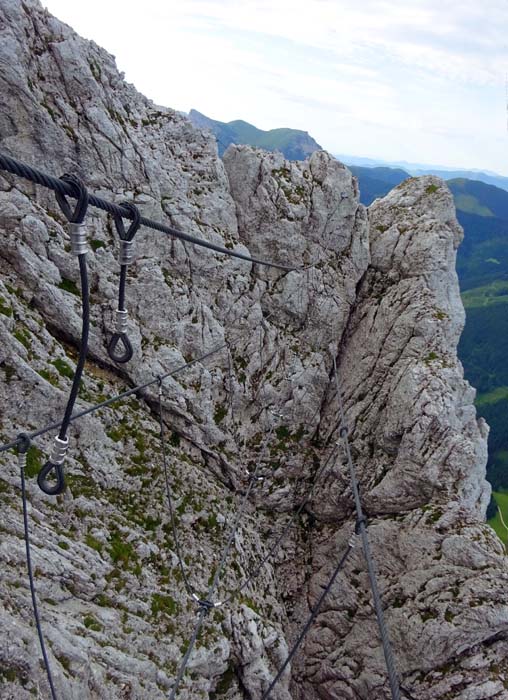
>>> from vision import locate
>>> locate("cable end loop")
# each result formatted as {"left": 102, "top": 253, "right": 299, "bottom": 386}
{"left": 107, "top": 332, "right": 133, "bottom": 364}
{"left": 37, "top": 461, "right": 66, "bottom": 495}
{"left": 192, "top": 595, "right": 216, "bottom": 614}
{"left": 108, "top": 311, "right": 133, "bottom": 362}
{"left": 37, "top": 436, "right": 68, "bottom": 495}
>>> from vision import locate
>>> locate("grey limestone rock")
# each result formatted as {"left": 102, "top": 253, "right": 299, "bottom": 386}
{"left": 0, "top": 1, "right": 507, "bottom": 699}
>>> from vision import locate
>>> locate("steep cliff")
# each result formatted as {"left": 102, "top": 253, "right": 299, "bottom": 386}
{"left": 0, "top": 1, "right": 507, "bottom": 699}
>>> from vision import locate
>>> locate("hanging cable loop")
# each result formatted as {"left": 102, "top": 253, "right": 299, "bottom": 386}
{"left": 107, "top": 201, "right": 141, "bottom": 364}
{"left": 38, "top": 174, "right": 90, "bottom": 496}
{"left": 37, "top": 436, "right": 68, "bottom": 496}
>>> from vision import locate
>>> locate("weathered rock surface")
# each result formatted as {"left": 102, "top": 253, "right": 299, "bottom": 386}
{"left": 0, "top": 1, "right": 507, "bottom": 699}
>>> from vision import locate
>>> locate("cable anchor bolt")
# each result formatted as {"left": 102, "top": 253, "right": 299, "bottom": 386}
{"left": 115, "top": 309, "right": 129, "bottom": 334}
{"left": 119, "top": 239, "right": 135, "bottom": 266}
{"left": 69, "top": 222, "right": 88, "bottom": 256}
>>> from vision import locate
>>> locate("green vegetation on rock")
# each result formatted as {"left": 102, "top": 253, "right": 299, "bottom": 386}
{"left": 488, "top": 491, "right": 508, "bottom": 543}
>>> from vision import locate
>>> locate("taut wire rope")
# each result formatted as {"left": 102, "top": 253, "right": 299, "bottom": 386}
{"left": 18, "top": 434, "right": 58, "bottom": 700}
{"left": 0, "top": 345, "right": 228, "bottom": 456}
{"left": 0, "top": 153, "right": 293, "bottom": 271}
{"left": 156, "top": 377, "right": 197, "bottom": 599}
{"left": 261, "top": 538, "right": 354, "bottom": 699}
{"left": 332, "top": 357, "right": 401, "bottom": 700}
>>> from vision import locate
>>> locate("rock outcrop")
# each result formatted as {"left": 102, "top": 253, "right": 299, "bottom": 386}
{"left": 0, "top": 1, "right": 507, "bottom": 699}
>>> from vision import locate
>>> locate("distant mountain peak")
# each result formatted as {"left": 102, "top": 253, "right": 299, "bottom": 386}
{"left": 188, "top": 109, "right": 322, "bottom": 160}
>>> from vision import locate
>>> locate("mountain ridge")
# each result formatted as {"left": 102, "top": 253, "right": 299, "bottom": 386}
{"left": 337, "top": 153, "right": 508, "bottom": 191}
{"left": 188, "top": 108, "right": 322, "bottom": 160}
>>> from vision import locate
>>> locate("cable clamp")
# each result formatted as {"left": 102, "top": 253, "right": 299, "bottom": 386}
{"left": 69, "top": 222, "right": 88, "bottom": 256}
{"left": 49, "top": 436, "right": 69, "bottom": 465}
{"left": 192, "top": 595, "right": 215, "bottom": 614}
{"left": 119, "top": 239, "right": 135, "bottom": 266}
{"left": 115, "top": 309, "right": 129, "bottom": 334}
{"left": 16, "top": 433, "right": 31, "bottom": 471}
{"left": 339, "top": 425, "right": 349, "bottom": 438}
{"left": 355, "top": 515, "right": 368, "bottom": 535}
{"left": 18, "top": 451, "right": 27, "bottom": 471}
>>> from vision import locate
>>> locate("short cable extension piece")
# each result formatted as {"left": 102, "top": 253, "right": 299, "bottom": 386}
{"left": 18, "top": 434, "right": 58, "bottom": 700}
{"left": 107, "top": 202, "right": 141, "bottom": 363}
{"left": 37, "top": 174, "right": 90, "bottom": 496}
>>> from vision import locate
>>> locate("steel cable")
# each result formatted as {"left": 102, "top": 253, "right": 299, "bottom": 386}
{"left": 156, "top": 378, "right": 197, "bottom": 599}
{"left": 107, "top": 201, "right": 141, "bottom": 363}
{"left": 332, "top": 358, "right": 401, "bottom": 700}
{"left": 37, "top": 174, "right": 90, "bottom": 495}
{"left": 0, "top": 152, "right": 293, "bottom": 271}
{"left": 168, "top": 426, "right": 274, "bottom": 700}
{"left": 18, "top": 435, "right": 58, "bottom": 700}
{"left": 262, "top": 540, "right": 354, "bottom": 699}
{"left": 0, "top": 344, "right": 228, "bottom": 455}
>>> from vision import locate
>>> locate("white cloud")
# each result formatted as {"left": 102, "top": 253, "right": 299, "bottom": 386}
{"left": 42, "top": 0, "right": 508, "bottom": 173}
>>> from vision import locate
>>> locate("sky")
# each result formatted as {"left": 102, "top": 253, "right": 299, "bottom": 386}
{"left": 43, "top": 0, "right": 508, "bottom": 175}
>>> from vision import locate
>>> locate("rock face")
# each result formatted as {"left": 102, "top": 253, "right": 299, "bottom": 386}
{"left": 0, "top": 1, "right": 507, "bottom": 699}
